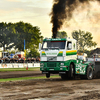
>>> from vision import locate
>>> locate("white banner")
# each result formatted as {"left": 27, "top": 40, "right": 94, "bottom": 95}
{"left": 27, "top": 63, "right": 34, "bottom": 67}
{"left": 0, "top": 63, "right": 40, "bottom": 68}
{"left": 34, "top": 63, "right": 40, "bottom": 67}
{"left": 13, "top": 64, "right": 19, "bottom": 68}
{"left": 87, "top": 58, "right": 100, "bottom": 61}
{"left": 18, "top": 63, "right": 23, "bottom": 68}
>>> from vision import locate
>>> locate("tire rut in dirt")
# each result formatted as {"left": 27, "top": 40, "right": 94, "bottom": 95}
{"left": 0, "top": 71, "right": 43, "bottom": 79}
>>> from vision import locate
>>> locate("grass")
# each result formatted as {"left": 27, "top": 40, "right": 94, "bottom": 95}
{"left": 0, "top": 75, "right": 60, "bottom": 82}
{"left": 0, "top": 67, "right": 40, "bottom": 72}
{"left": 0, "top": 67, "right": 60, "bottom": 82}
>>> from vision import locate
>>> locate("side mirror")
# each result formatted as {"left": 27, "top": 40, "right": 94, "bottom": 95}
{"left": 68, "top": 43, "right": 72, "bottom": 50}
{"left": 39, "top": 43, "right": 41, "bottom": 51}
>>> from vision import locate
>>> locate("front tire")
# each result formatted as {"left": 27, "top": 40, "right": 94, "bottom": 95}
{"left": 68, "top": 64, "right": 74, "bottom": 79}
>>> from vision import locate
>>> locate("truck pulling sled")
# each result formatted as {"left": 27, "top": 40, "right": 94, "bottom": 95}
{"left": 87, "top": 57, "right": 100, "bottom": 78}
{"left": 39, "top": 38, "right": 100, "bottom": 80}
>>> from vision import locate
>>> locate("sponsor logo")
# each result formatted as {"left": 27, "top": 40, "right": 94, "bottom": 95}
{"left": 46, "top": 53, "right": 57, "bottom": 55}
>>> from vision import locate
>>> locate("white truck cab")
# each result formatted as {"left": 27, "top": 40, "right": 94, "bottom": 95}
{"left": 39, "top": 38, "right": 77, "bottom": 62}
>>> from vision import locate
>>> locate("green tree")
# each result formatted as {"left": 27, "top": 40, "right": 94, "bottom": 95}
{"left": 26, "top": 46, "right": 40, "bottom": 58}
{"left": 0, "top": 21, "right": 43, "bottom": 58}
{"left": 56, "top": 31, "right": 67, "bottom": 38}
{"left": 15, "top": 21, "right": 43, "bottom": 51}
{"left": 72, "top": 30, "right": 97, "bottom": 51}
{"left": 0, "top": 22, "right": 16, "bottom": 51}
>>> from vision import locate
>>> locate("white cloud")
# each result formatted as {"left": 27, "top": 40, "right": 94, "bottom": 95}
{"left": 0, "top": 0, "right": 52, "bottom": 19}
{"left": 0, "top": 0, "right": 52, "bottom": 38}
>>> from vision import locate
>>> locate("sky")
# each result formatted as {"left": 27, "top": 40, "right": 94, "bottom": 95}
{"left": 0, "top": 0, "right": 100, "bottom": 49}
{"left": 0, "top": 0, "right": 53, "bottom": 37}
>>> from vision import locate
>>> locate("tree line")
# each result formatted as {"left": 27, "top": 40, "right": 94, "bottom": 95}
{"left": 0, "top": 21, "right": 97, "bottom": 58}
{"left": 57, "top": 30, "right": 97, "bottom": 57}
{"left": 72, "top": 30, "right": 97, "bottom": 51}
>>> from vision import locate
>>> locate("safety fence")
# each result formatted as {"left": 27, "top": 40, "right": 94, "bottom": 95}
{"left": 0, "top": 63, "right": 40, "bottom": 68}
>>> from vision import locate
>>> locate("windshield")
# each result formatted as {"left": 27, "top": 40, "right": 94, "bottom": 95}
{"left": 42, "top": 41, "right": 66, "bottom": 50}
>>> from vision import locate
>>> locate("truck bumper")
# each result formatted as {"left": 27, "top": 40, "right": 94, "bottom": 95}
{"left": 40, "top": 67, "right": 68, "bottom": 72}
{"left": 42, "top": 71, "right": 67, "bottom": 74}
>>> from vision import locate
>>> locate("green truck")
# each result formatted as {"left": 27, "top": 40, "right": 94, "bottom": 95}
{"left": 39, "top": 38, "right": 99, "bottom": 80}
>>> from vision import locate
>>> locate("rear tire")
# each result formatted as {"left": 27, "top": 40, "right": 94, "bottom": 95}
{"left": 86, "top": 66, "right": 93, "bottom": 80}
{"left": 46, "top": 73, "right": 50, "bottom": 78}
{"left": 80, "top": 75, "right": 86, "bottom": 79}
{"left": 80, "top": 66, "right": 93, "bottom": 80}
{"left": 60, "top": 73, "right": 68, "bottom": 80}
{"left": 61, "top": 74, "right": 66, "bottom": 80}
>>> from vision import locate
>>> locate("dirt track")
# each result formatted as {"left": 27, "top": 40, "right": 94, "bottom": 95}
{"left": 0, "top": 71, "right": 43, "bottom": 79}
{"left": 0, "top": 71, "right": 100, "bottom": 100}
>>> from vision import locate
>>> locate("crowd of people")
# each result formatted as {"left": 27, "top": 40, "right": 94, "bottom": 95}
{"left": 0, "top": 57, "right": 40, "bottom": 63}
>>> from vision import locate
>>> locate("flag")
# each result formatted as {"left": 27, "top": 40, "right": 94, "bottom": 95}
{"left": 24, "top": 39, "right": 25, "bottom": 50}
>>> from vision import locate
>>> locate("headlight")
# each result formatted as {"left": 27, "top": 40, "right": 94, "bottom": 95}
{"left": 60, "top": 63, "right": 64, "bottom": 66}
{"left": 40, "top": 63, "right": 44, "bottom": 65}
{"left": 60, "top": 66, "right": 66, "bottom": 67}
{"left": 40, "top": 63, "right": 44, "bottom": 67}
{"left": 60, "top": 63, "right": 66, "bottom": 67}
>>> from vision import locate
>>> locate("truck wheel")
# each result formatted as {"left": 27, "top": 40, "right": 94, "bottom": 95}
{"left": 60, "top": 73, "right": 68, "bottom": 80}
{"left": 80, "top": 75, "right": 86, "bottom": 79}
{"left": 46, "top": 73, "right": 50, "bottom": 78}
{"left": 86, "top": 66, "right": 93, "bottom": 80}
{"left": 61, "top": 74, "right": 66, "bottom": 80}
{"left": 68, "top": 64, "right": 74, "bottom": 79}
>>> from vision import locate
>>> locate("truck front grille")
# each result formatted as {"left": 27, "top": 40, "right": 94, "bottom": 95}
{"left": 47, "top": 63, "right": 56, "bottom": 67}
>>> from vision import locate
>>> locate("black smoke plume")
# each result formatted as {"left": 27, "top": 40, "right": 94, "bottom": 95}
{"left": 50, "top": 0, "right": 99, "bottom": 38}
{"left": 50, "top": 0, "right": 67, "bottom": 38}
